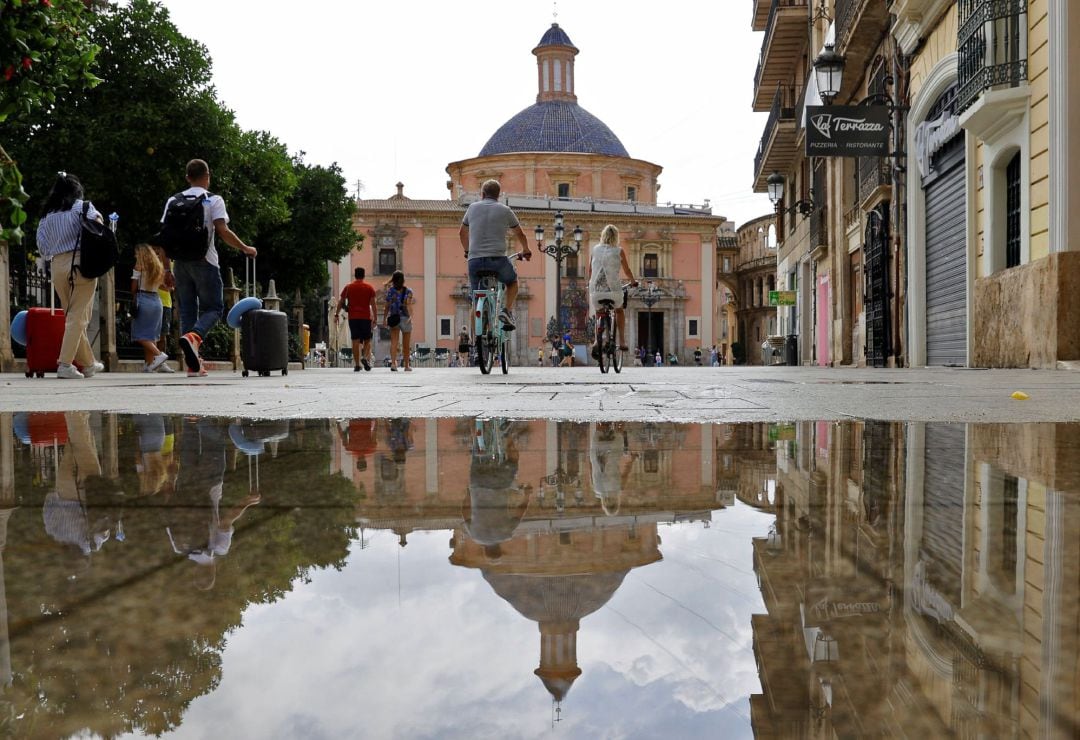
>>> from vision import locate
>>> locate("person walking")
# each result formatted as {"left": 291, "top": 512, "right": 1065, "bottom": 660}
{"left": 458, "top": 327, "right": 471, "bottom": 367}
{"left": 163, "top": 159, "right": 257, "bottom": 377}
{"left": 334, "top": 266, "right": 378, "bottom": 372}
{"left": 154, "top": 245, "right": 174, "bottom": 359}
{"left": 130, "top": 244, "right": 174, "bottom": 373}
{"left": 459, "top": 179, "right": 531, "bottom": 330}
{"left": 538, "top": 346, "right": 544, "bottom": 367}
{"left": 382, "top": 270, "right": 415, "bottom": 371}
{"left": 654, "top": 350, "right": 662, "bottom": 367}
{"left": 559, "top": 337, "right": 575, "bottom": 367}
{"left": 549, "top": 344, "right": 558, "bottom": 367}
{"left": 35, "top": 173, "right": 106, "bottom": 379}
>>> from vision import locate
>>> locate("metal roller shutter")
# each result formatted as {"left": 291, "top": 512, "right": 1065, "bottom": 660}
{"left": 924, "top": 155, "right": 967, "bottom": 366}
{"left": 921, "top": 423, "right": 965, "bottom": 606}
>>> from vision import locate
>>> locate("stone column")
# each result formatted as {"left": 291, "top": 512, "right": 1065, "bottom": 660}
{"left": 700, "top": 234, "right": 714, "bottom": 353}
{"left": 102, "top": 411, "right": 120, "bottom": 480}
{"left": 98, "top": 271, "right": 119, "bottom": 370}
{"left": 0, "top": 238, "right": 12, "bottom": 372}
{"left": 223, "top": 268, "right": 241, "bottom": 371}
{"left": 423, "top": 229, "right": 437, "bottom": 346}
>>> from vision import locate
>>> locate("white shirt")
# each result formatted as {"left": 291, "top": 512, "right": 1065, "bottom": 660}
{"left": 160, "top": 186, "right": 228, "bottom": 267}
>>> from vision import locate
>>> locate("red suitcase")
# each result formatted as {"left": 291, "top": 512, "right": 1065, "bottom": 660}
{"left": 25, "top": 307, "right": 66, "bottom": 378}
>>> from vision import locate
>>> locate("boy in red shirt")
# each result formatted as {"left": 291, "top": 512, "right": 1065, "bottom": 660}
{"left": 335, "top": 267, "right": 378, "bottom": 371}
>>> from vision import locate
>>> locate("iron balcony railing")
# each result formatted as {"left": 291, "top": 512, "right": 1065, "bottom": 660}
{"left": 753, "top": 0, "right": 809, "bottom": 93}
{"left": 834, "top": 0, "right": 860, "bottom": 53}
{"left": 957, "top": 0, "right": 1028, "bottom": 112}
{"left": 754, "top": 84, "right": 796, "bottom": 180}
{"left": 858, "top": 156, "right": 890, "bottom": 204}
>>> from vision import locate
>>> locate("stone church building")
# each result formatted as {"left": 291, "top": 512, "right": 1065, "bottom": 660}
{"left": 333, "top": 23, "right": 733, "bottom": 364}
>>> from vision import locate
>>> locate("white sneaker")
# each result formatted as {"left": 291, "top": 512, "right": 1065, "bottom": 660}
{"left": 82, "top": 361, "right": 105, "bottom": 378}
{"left": 57, "top": 363, "right": 85, "bottom": 379}
{"left": 147, "top": 353, "right": 169, "bottom": 373}
{"left": 155, "top": 360, "right": 176, "bottom": 373}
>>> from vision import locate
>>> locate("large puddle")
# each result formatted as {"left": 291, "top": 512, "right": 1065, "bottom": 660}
{"left": 0, "top": 414, "right": 1077, "bottom": 738}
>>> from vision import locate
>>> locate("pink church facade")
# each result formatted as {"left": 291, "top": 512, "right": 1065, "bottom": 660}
{"left": 333, "top": 23, "right": 733, "bottom": 365}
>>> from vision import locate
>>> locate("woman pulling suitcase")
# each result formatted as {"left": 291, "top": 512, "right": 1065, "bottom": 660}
{"left": 35, "top": 173, "right": 106, "bottom": 379}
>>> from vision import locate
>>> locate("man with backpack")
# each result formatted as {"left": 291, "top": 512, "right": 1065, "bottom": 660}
{"left": 154, "top": 159, "right": 257, "bottom": 377}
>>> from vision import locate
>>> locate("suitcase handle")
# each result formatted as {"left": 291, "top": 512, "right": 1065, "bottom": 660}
{"left": 245, "top": 256, "right": 257, "bottom": 299}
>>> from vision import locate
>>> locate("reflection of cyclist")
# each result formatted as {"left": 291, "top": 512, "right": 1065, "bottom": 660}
{"left": 459, "top": 179, "right": 531, "bottom": 330}
{"left": 463, "top": 422, "right": 531, "bottom": 560}
{"left": 589, "top": 422, "right": 636, "bottom": 516}
{"left": 588, "top": 225, "right": 636, "bottom": 360}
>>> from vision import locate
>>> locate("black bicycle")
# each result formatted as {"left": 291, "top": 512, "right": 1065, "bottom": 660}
{"left": 594, "top": 282, "right": 636, "bottom": 374}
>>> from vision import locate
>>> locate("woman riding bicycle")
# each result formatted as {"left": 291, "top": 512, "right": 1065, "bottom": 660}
{"left": 588, "top": 224, "right": 637, "bottom": 361}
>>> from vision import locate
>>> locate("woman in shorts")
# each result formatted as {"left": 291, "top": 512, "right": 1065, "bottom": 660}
{"left": 382, "top": 271, "right": 415, "bottom": 372}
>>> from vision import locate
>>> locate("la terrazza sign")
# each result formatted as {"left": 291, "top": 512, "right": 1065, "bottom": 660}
{"left": 806, "top": 105, "right": 890, "bottom": 156}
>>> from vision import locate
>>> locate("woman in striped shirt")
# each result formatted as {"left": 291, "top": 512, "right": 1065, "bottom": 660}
{"left": 35, "top": 173, "right": 105, "bottom": 379}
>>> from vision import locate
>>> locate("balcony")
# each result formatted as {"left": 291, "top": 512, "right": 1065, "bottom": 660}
{"left": 753, "top": 0, "right": 809, "bottom": 111}
{"left": 752, "top": 0, "right": 772, "bottom": 31}
{"left": 857, "top": 156, "right": 890, "bottom": 209}
{"left": 957, "top": 0, "right": 1028, "bottom": 114}
{"left": 753, "top": 85, "right": 798, "bottom": 192}
{"left": 833, "top": 0, "right": 893, "bottom": 102}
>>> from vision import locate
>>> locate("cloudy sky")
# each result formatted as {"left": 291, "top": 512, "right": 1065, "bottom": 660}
{"left": 138, "top": 504, "right": 772, "bottom": 738}
{"left": 157, "top": 0, "right": 773, "bottom": 227}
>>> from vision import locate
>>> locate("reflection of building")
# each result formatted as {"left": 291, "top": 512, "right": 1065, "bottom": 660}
{"left": 450, "top": 520, "right": 661, "bottom": 703}
{"left": 751, "top": 419, "right": 1080, "bottom": 737}
{"left": 333, "top": 23, "right": 733, "bottom": 363}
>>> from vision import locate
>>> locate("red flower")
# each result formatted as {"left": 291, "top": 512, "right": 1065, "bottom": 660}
{"left": 42, "top": 0, "right": 53, "bottom": 5}
{"left": 3, "top": 66, "right": 13, "bottom": 82}
{"left": 22, "top": 57, "right": 32, "bottom": 70}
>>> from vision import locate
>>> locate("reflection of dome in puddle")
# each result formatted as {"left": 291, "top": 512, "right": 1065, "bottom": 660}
{"left": 483, "top": 571, "right": 628, "bottom": 700}
{"left": 483, "top": 571, "right": 627, "bottom": 625}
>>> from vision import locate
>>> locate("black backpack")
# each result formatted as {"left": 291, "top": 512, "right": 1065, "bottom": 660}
{"left": 73, "top": 201, "right": 118, "bottom": 279}
{"left": 152, "top": 191, "right": 210, "bottom": 261}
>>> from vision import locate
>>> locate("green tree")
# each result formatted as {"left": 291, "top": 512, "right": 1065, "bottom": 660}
{"left": 9, "top": 0, "right": 295, "bottom": 256}
{"left": 255, "top": 158, "right": 360, "bottom": 296}
{"left": 1, "top": 0, "right": 101, "bottom": 242}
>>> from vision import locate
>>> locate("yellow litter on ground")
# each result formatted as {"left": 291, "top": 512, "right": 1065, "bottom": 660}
{"left": 1011, "top": 391, "right": 1030, "bottom": 400}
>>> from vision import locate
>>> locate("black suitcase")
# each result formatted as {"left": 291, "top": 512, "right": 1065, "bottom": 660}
{"left": 241, "top": 308, "right": 289, "bottom": 377}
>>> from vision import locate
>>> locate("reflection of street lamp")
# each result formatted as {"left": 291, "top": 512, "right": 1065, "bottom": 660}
{"left": 539, "top": 468, "right": 582, "bottom": 514}
{"left": 638, "top": 281, "right": 661, "bottom": 354}
{"left": 535, "top": 212, "right": 583, "bottom": 335}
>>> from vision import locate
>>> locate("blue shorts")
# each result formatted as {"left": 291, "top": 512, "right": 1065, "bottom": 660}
{"left": 468, "top": 256, "right": 517, "bottom": 291}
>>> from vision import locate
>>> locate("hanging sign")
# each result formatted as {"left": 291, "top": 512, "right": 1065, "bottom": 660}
{"left": 769, "top": 290, "right": 796, "bottom": 306}
{"left": 806, "top": 105, "right": 890, "bottom": 156}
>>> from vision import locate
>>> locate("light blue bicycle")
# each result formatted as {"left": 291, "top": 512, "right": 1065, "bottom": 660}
{"left": 473, "top": 253, "right": 523, "bottom": 375}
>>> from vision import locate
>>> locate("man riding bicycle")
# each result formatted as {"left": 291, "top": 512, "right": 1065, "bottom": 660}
{"left": 588, "top": 224, "right": 637, "bottom": 360}
{"left": 459, "top": 179, "right": 532, "bottom": 329}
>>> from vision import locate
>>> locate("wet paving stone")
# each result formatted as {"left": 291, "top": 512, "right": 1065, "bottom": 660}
{"left": 0, "top": 413, "right": 1077, "bottom": 738}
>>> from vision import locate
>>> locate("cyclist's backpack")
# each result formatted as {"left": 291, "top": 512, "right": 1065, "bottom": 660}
{"left": 152, "top": 191, "right": 210, "bottom": 261}
{"left": 73, "top": 201, "right": 119, "bottom": 279}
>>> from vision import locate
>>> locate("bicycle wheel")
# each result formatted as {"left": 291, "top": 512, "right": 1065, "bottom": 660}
{"left": 477, "top": 306, "right": 495, "bottom": 375}
{"left": 500, "top": 338, "right": 509, "bottom": 374}
{"left": 611, "top": 318, "right": 623, "bottom": 373}
{"left": 598, "top": 316, "right": 609, "bottom": 374}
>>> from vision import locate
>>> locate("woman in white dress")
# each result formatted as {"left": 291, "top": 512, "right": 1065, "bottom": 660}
{"left": 588, "top": 225, "right": 636, "bottom": 359}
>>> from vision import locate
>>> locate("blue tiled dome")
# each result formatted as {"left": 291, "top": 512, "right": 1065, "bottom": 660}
{"left": 535, "top": 23, "right": 578, "bottom": 51}
{"left": 479, "top": 101, "right": 630, "bottom": 158}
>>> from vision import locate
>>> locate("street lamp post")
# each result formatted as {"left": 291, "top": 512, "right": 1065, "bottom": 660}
{"left": 639, "top": 281, "right": 661, "bottom": 358}
{"left": 535, "top": 212, "right": 583, "bottom": 338}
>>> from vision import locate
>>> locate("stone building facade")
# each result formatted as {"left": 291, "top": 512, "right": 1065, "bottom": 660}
{"left": 750, "top": 0, "right": 1080, "bottom": 369}
{"left": 735, "top": 214, "right": 780, "bottom": 365}
{"left": 334, "top": 23, "right": 732, "bottom": 365}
